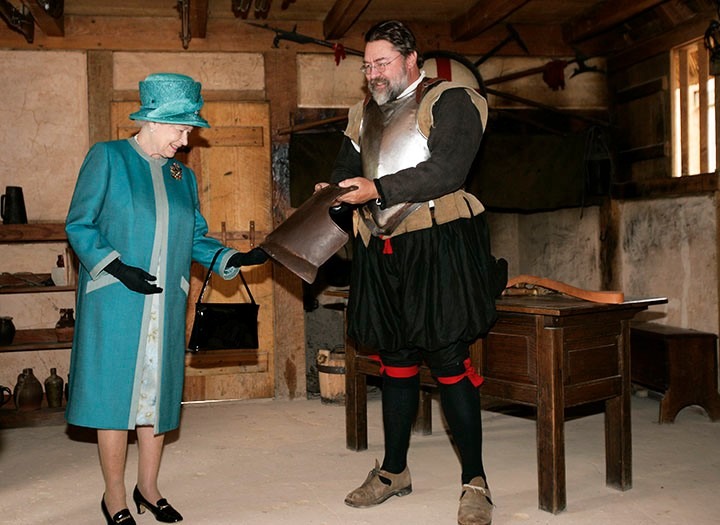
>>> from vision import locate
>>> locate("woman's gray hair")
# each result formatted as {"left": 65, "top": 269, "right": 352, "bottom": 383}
{"left": 365, "top": 20, "right": 424, "bottom": 68}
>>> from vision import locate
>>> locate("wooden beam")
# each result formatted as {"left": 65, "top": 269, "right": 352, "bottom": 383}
{"left": 450, "top": 0, "right": 529, "bottom": 42}
{"left": 190, "top": 0, "right": 208, "bottom": 39}
{"left": 0, "top": 15, "right": 577, "bottom": 57}
{"left": 608, "top": 10, "right": 712, "bottom": 70}
{"left": 87, "top": 50, "right": 113, "bottom": 145}
{"left": 323, "top": 0, "right": 371, "bottom": 40}
{"left": 21, "top": 0, "right": 64, "bottom": 37}
{"left": 563, "top": 0, "right": 669, "bottom": 44}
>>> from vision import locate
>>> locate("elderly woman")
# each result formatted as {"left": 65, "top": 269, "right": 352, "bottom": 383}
{"left": 65, "top": 72, "right": 267, "bottom": 525}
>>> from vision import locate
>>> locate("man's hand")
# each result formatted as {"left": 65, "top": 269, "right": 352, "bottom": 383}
{"left": 228, "top": 247, "right": 269, "bottom": 267}
{"left": 104, "top": 258, "right": 163, "bottom": 295}
{"left": 335, "top": 178, "right": 379, "bottom": 205}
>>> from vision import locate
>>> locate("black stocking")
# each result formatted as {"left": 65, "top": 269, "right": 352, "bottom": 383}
{"left": 381, "top": 374, "right": 420, "bottom": 474}
{"left": 439, "top": 377, "right": 486, "bottom": 485}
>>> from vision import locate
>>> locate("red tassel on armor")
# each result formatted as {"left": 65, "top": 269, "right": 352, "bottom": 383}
{"left": 382, "top": 237, "right": 393, "bottom": 254}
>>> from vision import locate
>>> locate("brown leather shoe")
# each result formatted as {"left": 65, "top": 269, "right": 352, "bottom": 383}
{"left": 457, "top": 476, "right": 493, "bottom": 525}
{"left": 344, "top": 459, "right": 412, "bottom": 508}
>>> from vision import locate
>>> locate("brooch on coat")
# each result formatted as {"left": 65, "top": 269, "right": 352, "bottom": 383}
{"left": 170, "top": 162, "right": 183, "bottom": 180}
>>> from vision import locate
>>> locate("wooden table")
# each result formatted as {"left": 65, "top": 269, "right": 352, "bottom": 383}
{"left": 345, "top": 294, "right": 666, "bottom": 514}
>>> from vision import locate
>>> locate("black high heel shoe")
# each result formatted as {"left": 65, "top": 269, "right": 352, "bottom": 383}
{"left": 133, "top": 485, "right": 183, "bottom": 523}
{"left": 101, "top": 496, "right": 137, "bottom": 524}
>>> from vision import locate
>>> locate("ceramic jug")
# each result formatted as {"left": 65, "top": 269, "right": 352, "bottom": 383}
{"left": 1, "top": 186, "right": 28, "bottom": 224}
{"left": 44, "top": 368, "right": 64, "bottom": 408}
{"left": 14, "top": 368, "right": 43, "bottom": 411}
{"left": 0, "top": 316, "right": 16, "bottom": 345}
{"left": 55, "top": 308, "right": 75, "bottom": 342}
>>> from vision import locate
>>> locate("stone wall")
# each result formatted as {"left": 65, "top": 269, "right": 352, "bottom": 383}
{"left": 619, "top": 195, "right": 718, "bottom": 331}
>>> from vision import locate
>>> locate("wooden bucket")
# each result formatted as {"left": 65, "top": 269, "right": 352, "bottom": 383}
{"left": 317, "top": 348, "right": 345, "bottom": 405}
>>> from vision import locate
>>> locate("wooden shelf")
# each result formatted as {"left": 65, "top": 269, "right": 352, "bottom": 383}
{"left": 0, "top": 328, "right": 72, "bottom": 353}
{"left": 0, "top": 402, "right": 67, "bottom": 429}
{"left": 0, "top": 284, "right": 75, "bottom": 295}
{"left": 0, "top": 222, "right": 67, "bottom": 242}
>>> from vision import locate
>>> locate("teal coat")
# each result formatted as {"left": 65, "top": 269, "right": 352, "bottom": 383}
{"left": 65, "top": 139, "right": 238, "bottom": 433}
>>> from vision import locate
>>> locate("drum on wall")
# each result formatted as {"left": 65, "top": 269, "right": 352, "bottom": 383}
{"left": 422, "top": 50, "right": 487, "bottom": 97}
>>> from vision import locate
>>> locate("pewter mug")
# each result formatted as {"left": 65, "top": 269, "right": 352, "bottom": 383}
{"left": 1, "top": 186, "right": 28, "bottom": 224}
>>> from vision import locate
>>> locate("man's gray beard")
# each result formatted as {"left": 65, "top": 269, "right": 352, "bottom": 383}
{"left": 370, "top": 84, "right": 402, "bottom": 105}
{"left": 369, "top": 69, "right": 409, "bottom": 106}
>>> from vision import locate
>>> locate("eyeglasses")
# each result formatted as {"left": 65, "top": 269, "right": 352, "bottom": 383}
{"left": 360, "top": 54, "right": 403, "bottom": 75}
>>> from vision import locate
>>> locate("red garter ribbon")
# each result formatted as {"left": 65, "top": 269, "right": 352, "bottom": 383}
{"left": 369, "top": 355, "right": 419, "bottom": 378}
{"left": 436, "top": 358, "right": 484, "bottom": 387}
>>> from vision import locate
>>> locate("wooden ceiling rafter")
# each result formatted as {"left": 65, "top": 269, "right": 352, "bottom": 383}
{"left": 562, "top": 0, "right": 670, "bottom": 44}
{"left": 189, "top": 0, "right": 209, "bottom": 39}
{"left": 21, "top": 0, "right": 63, "bottom": 37}
{"left": 609, "top": 8, "right": 713, "bottom": 69}
{"left": 450, "top": 0, "right": 530, "bottom": 42}
{"left": 655, "top": 0, "right": 699, "bottom": 27}
{"left": 323, "top": 0, "right": 372, "bottom": 40}
{"left": 0, "top": 0, "right": 712, "bottom": 65}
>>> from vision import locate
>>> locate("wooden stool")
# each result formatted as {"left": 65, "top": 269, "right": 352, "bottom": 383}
{"left": 630, "top": 323, "right": 720, "bottom": 423}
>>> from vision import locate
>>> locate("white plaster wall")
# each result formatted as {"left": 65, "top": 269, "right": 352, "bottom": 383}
{"left": 113, "top": 52, "right": 265, "bottom": 91}
{"left": 488, "top": 207, "right": 602, "bottom": 288}
{"left": 619, "top": 196, "right": 718, "bottom": 332}
{"left": 0, "top": 50, "right": 87, "bottom": 390}
{"left": 297, "top": 54, "right": 607, "bottom": 110}
{"left": 0, "top": 50, "right": 88, "bottom": 220}
{"left": 486, "top": 212, "right": 520, "bottom": 277}
{"left": 297, "top": 53, "right": 366, "bottom": 108}
{"left": 480, "top": 56, "right": 608, "bottom": 110}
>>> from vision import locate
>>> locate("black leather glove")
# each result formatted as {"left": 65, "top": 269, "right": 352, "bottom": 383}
{"left": 104, "top": 258, "right": 163, "bottom": 294}
{"left": 228, "top": 247, "right": 269, "bottom": 268}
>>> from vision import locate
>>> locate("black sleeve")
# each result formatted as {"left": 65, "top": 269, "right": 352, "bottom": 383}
{"left": 330, "top": 136, "right": 363, "bottom": 184}
{"left": 375, "top": 88, "right": 484, "bottom": 207}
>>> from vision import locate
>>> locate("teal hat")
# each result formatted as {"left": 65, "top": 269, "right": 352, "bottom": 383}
{"left": 129, "top": 73, "right": 210, "bottom": 128}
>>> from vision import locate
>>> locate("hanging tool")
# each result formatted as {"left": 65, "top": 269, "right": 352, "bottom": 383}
{"left": 178, "top": 0, "right": 191, "bottom": 49}
{"left": 247, "top": 22, "right": 363, "bottom": 64}
{"left": 484, "top": 49, "right": 603, "bottom": 88}
{"left": 475, "top": 24, "right": 529, "bottom": 66}
{"left": 0, "top": 0, "right": 34, "bottom": 43}
{"left": 232, "top": 0, "right": 252, "bottom": 19}
{"left": 254, "top": 0, "right": 271, "bottom": 19}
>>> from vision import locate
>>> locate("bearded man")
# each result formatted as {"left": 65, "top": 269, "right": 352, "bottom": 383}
{"left": 318, "top": 20, "right": 507, "bottom": 525}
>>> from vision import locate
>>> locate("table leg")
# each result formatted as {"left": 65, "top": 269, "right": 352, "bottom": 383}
{"left": 345, "top": 340, "right": 368, "bottom": 451}
{"left": 605, "top": 321, "right": 632, "bottom": 490}
{"left": 536, "top": 326, "right": 566, "bottom": 513}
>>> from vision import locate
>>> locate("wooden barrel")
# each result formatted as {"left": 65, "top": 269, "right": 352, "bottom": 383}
{"left": 317, "top": 348, "right": 345, "bottom": 405}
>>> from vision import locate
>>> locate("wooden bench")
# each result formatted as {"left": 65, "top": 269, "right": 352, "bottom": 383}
{"left": 630, "top": 323, "right": 720, "bottom": 423}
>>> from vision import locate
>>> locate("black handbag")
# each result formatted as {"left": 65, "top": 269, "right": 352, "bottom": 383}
{"left": 188, "top": 249, "right": 259, "bottom": 351}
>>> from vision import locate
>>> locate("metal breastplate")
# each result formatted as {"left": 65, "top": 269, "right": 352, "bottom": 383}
{"left": 360, "top": 92, "right": 430, "bottom": 236}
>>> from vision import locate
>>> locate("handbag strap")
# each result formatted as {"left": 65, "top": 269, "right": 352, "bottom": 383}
{"left": 196, "top": 249, "right": 256, "bottom": 306}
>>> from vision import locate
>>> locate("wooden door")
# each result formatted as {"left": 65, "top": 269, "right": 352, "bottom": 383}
{"left": 112, "top": 101, "right": 274, "bottom": 401}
